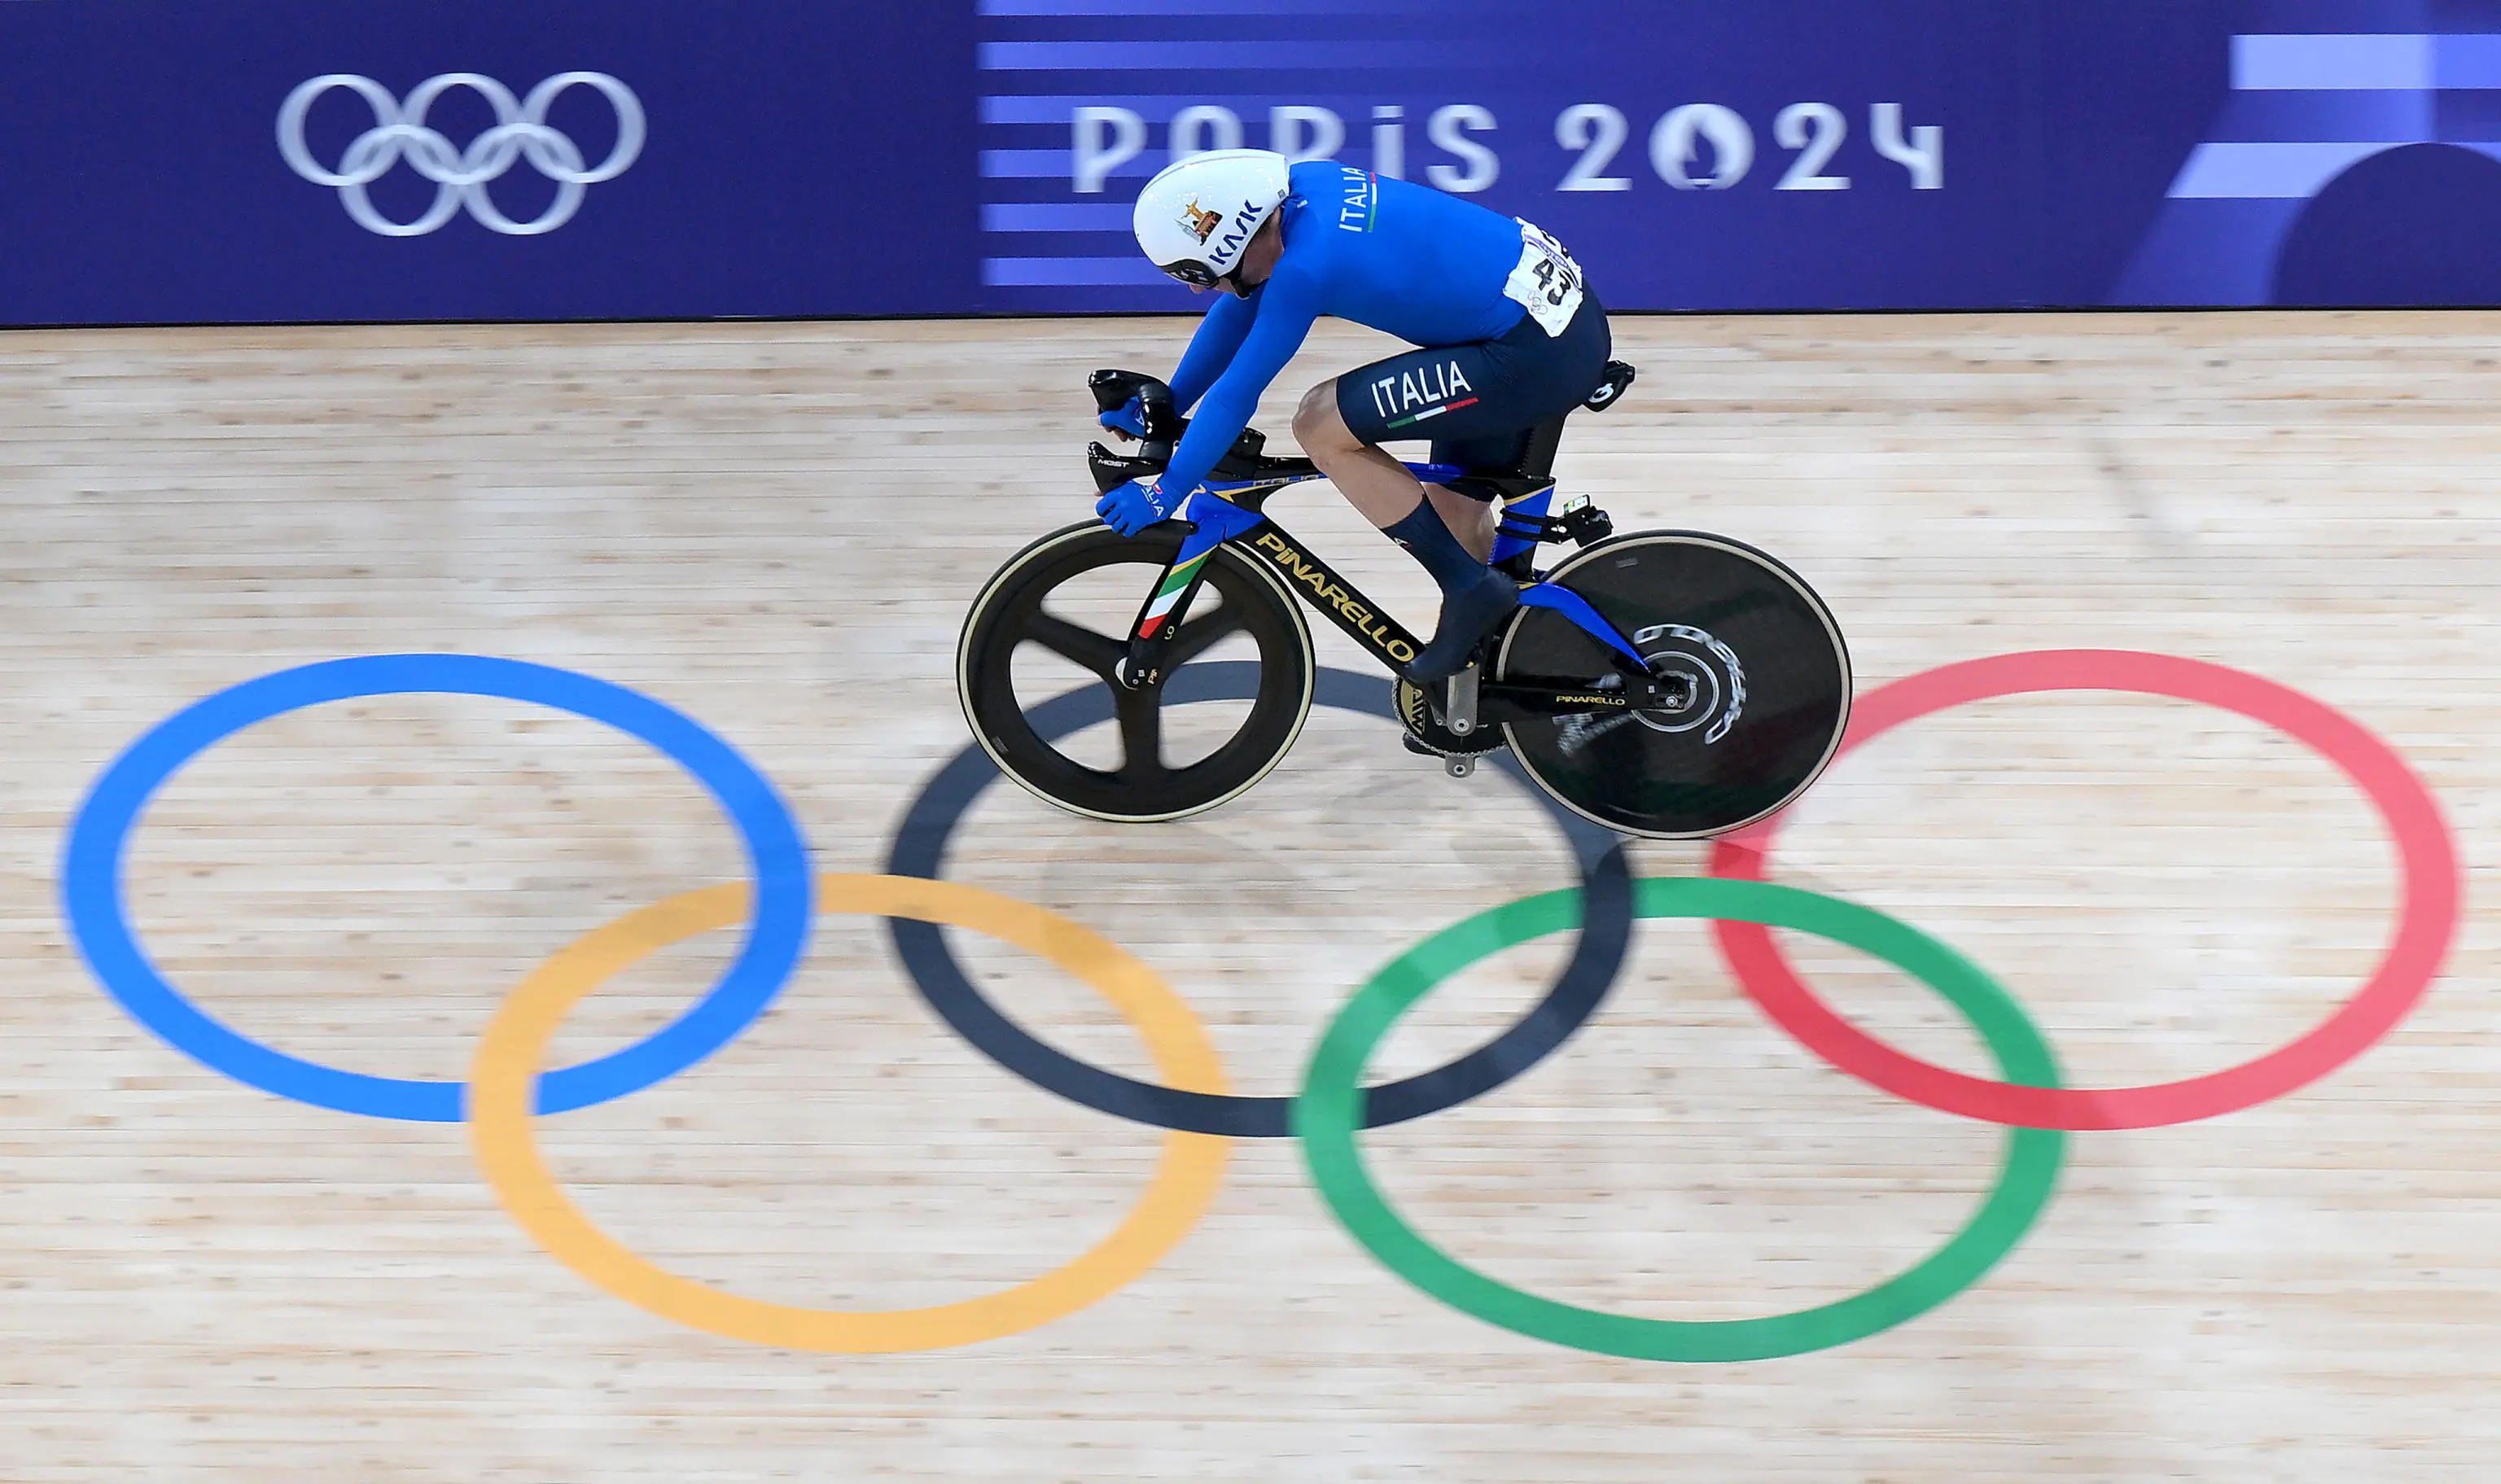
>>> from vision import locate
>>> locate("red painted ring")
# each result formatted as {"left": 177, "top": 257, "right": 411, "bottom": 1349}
{"left": 1707, "top": 650, "right": 2461, "bottom": 1131}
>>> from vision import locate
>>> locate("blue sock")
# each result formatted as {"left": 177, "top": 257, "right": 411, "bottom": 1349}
{"left": 1386, "top": 497, "right": 1515, "bottom": 681}
{"left": 1382, "top": 498, "right": 1487, "bottom": 598}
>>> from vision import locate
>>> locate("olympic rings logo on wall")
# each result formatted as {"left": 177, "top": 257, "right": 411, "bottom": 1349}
{"left": 278, "top": 73, "right": 645, "bottom": 238}
{"left": 60, "top": 649, "right": 2459, "bottom": 1362}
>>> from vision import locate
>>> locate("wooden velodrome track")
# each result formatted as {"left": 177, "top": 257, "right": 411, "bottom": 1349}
{"left": 0, "top": 309, "right": 2493, "bottom": 1480}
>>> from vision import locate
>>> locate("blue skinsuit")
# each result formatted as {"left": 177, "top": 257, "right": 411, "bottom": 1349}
{"left": 1159, "top": 160, "right": 1530, "bottom": 500}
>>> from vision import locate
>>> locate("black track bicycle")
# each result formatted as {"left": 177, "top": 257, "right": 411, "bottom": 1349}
{"left": 956, "top": 366, "right": 1851, "bottom": 839}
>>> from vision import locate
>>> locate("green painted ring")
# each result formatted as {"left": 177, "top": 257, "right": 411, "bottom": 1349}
{"left": 1294, "top": 877, "right": 2066, "bottom": 1362}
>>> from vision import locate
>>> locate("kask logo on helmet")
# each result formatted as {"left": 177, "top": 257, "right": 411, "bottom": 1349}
{"left": 277, "top": 72, "right": 644, "bottom": 238}
{"left": 1210, "top": 200, "right": 1264, "bottom": 265}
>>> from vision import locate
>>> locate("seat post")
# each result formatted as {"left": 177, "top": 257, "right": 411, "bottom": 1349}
{"left": 1486, "top": 415, "right": 1568, "bottom": 580}
{"left": 1511, "top": 414, "right": 1570, "bottom": 483}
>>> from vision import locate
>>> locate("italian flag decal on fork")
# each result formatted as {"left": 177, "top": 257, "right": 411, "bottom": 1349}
{"left": 1136, "top": 553, "right": 1207, "bottom": 638}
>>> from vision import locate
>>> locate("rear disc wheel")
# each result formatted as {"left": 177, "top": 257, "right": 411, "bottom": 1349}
{"left": 1495, "top": 531, "right": 1851, "bottom": 838}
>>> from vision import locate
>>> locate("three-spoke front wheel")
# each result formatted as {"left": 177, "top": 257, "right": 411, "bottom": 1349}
{"left": 957, "top": 521, "right": 1316, "bottom": 822}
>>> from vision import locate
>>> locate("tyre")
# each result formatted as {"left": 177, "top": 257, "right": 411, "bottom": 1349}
{"left": 957, "top": 521, "right": 1316, "bottom": 822}
{"left": 1494, "top": 530, "right": 1851, "bottom": 838}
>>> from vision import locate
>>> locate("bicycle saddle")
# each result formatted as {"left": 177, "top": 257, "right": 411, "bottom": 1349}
{"left": 1583, "top": 360, "right": 1637, "bottom": 412}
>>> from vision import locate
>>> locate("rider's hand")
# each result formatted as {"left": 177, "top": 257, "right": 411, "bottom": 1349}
{"left": 1095, "top": 475, "right": 1178, "bottom": 537}
{"left": 1098, "top": 393, "right": 1149, "bottom": 440}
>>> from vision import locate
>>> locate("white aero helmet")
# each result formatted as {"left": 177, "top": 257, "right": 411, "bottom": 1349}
{"left": 1133, "top": 148, "right": 1291, "bottom": 290}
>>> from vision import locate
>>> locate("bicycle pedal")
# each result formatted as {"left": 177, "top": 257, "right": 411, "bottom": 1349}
{"left": 1444, "top": 755, "right": 1477, "bottom": 779}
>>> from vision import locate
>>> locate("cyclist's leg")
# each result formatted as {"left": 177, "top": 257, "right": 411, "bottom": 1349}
{"left": 1299, "top": 294, "right": 1611, "bottom": 680}
{"left": 1290, "top": 395, "right": 1498, "bottom": 561}
{"left": 1294, "top": 387, "right": 1513, "bottom": 681}
{"left": 1291, "top": 386, "right": 1428, "bottom": 526}
{"left": 1317, "top": 292, "right": 1610, "bottom": 516}
{"left": 1422, "top": 427, "right": 1531, "bottom": 562}
{"left": 1428, "top": 486, "right": 1498, "bottom": 563}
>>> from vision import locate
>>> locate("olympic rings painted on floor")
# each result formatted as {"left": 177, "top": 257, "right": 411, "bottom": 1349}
{"left": 1706, "top": 650, "right": 2462, "bottom": 1132}
{"left": 885, "top": 662, "right": 1636, "bottom": 1138}
{"left": 59, "top": 654, "right": 813, "bottom": 1122}
{"left": 61, "top": 646, "right": 2458, "bottom": 1359}
{"left": 471, "top": 873, "right": 1229, "bottom": 1352}
{"left": 1295, "top": 876, "right": 2065, "bottom": 1361}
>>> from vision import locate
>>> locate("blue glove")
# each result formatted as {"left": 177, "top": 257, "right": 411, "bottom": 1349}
{"left": 1094, "top": 476, "right": 1178, "bottom": 536}
{"left": 1098, "top": 393, "right": 1149, "bottom": 440}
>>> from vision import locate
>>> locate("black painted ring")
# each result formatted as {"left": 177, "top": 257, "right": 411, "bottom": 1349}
{"left": 885, "top": 662, "right": 1633, "bottom": 1137}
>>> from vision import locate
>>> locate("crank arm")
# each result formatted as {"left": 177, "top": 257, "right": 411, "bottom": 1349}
{"left": 1444, "top": 666, "right": 1480, "bottom": 736}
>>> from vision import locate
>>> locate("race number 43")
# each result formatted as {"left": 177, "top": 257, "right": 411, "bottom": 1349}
{"left": 1503, "top": 221, "right": 1584, "bottom": 336}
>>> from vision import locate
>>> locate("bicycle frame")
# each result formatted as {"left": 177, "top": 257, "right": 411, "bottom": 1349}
{"left": 1116, "top": 466, "right": 1682, "bottom": 729}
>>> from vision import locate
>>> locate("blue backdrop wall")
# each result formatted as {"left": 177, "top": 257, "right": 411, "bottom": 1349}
{"left": 2, "top": 0, "right": 2495, "bottom": 325}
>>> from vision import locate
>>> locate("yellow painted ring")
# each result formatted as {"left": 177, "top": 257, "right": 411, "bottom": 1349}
{"left": 469, "top": 873, "right": 1230, "bottom": 1353}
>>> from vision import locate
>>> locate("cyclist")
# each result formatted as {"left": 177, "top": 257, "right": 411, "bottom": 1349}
{"left": 1095, "top": 147, "right": 1611, "bottom": 682}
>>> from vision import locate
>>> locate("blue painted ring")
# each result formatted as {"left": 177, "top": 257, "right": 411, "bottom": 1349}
{"left": 60, "top": 654, "right": 813, "bottom": 1122}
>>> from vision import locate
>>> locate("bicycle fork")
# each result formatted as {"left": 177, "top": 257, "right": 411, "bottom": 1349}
{"left": 1118, "top": 524, "right": 1224, "bottom": 689}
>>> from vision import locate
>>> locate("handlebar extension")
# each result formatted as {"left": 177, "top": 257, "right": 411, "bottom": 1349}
{"left": 1088, "top": 368, "right": 1185, "bottom": 440}
{"left": 1087, "top": 367, "right": 1282, "bottom": 492}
